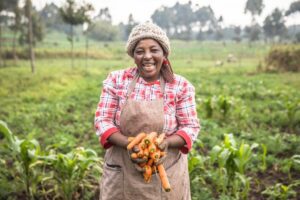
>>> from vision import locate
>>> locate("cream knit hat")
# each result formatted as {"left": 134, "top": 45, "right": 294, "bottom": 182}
{"left": 126, "top": 22, "right": 170, "bottom": 57}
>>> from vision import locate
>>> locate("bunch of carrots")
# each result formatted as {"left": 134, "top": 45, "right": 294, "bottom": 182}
{"left": 127, "top": 132, "right": 171, "bottom": 192}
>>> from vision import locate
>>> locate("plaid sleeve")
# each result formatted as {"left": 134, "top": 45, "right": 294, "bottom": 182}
{"left": 175, "top": 80, "right": 200, "bottom": 154}
{"left": 94, "top": 72, "right": 120, "bottom": 149}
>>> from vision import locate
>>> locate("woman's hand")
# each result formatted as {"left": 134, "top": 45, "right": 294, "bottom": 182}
{"left": 155, "top": 134, "right": 186, "bottom": 165}
{"left": 161, "top": 134, "right": 186, "bottom": 149}
{"left": 128, "top": 145, "right": 148, "bottom": 164}
{"left": 107, "top": 132, "right": 130, "bottom": 149}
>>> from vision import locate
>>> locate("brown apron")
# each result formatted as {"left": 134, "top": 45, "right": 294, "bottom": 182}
{"left": 99, "top": 74, "right": 191, "bottom": 200}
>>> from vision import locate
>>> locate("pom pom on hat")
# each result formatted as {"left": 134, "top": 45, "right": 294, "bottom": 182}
{"left": 126, "top": 22, "right": 170, "bottom": 57}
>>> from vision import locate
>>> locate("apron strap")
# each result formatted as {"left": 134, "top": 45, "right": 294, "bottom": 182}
{"left": 125, "top": 71, "right": 165, "bottom": 100}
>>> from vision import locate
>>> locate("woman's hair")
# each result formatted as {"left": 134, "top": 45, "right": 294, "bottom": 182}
{"left": 161, "top": 58, "right": 175, "bottom": 83}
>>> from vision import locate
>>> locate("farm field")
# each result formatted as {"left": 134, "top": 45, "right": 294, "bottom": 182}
{"left": 0, "top": 41, "right": 300, "bottom": 199}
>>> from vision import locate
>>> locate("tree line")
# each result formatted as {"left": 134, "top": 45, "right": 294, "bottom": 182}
{"left": 0, "top": 0, "right": 300, "bottom": 71}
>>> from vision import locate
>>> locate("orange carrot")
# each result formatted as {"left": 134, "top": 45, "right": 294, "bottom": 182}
{"left": 150, "top": 149, "right": 161, "bottom": 161}
{"left": 143, "top": 165, "right": 152, "bottom": 183}
{"left": 148, "top": 142, "right": 157, "bottom": 153}
{"left": 144, "top": 132, "right": 158, "bottom": 145}
{"left": 127, "top": 132, "right": 146, "bottom": 150}
{"left": 154, "top": 133, "right": 166, "bottom": 145}
{"left": 131, "top": 153, "right": 138, "bottom": 159}
{"left": 147, "top": 158, "right": 154, "bottom": 166}
{"left": 160, "top": 151, "right": 166, "bottom": 157}
{"left": 128, "top": 137, "right": 135, "bottom": 142}
{"left": 143, "top": 148, "right": 149, "bottom": 157}
{"left": 137, "top": 143, "right": 145, "bottom": 158}
{"left": 157, "top": 164, "right": 171, "bottom": 192}
{"left": 137, "top": 149, "right": 144, "bottom": 158}
{"left": 139, "top": 162, "right": 146, "bottom": 168}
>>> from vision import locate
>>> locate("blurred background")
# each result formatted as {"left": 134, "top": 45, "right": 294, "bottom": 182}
{"left": 0, "top": 0, "right": 299, "bottom": 200}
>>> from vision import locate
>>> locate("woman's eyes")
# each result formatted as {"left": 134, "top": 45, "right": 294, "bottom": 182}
{"left": 135, "top": 50, "right": 143, "bottom": 54}
{"left": 151, "top": 49, "right": 159, "bottom": 53}
{"left": 135, "top": 49, "right": 161, "bottom": 55}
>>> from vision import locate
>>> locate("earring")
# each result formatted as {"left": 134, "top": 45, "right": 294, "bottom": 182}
{"left": 163, "top": 59, "right": 168, "bottom": 66}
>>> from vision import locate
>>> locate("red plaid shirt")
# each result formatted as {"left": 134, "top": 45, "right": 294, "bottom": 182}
{"left": 95, "top": 67, "right": 200, "bottom": 153}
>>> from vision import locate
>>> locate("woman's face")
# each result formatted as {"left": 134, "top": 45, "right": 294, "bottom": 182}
{"left": 133, "top": 39, "right": 165, "bottom": 82}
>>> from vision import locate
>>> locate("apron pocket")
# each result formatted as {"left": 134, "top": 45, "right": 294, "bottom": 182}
{"left": 100, "top": 163, "right": 123, "bottom": 200}
{"left": 106, "top": 163, "right": 122, "bottom": 171}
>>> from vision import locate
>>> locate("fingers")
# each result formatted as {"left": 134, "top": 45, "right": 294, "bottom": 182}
{"left": 134, "top": 164, "right": 146, "bottom": 172}
{"left": 158, "top": 141, "right": 168, "bottom": 151}
{"left": 132, "top": 158, "right": 148, "bottom": 164}
{"left": 132, "top": 145, "right": 140, "bottom": 153}
{"left": 155, "top": 155, "right": 167, "bottom": 166}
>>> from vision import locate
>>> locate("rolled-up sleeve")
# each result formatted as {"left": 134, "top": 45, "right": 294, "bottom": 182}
{"left": 175, "top": 81, "right": 200, "bottom": 154}
{"left": 94, "top": 72, "right": 120, "bottom": 149}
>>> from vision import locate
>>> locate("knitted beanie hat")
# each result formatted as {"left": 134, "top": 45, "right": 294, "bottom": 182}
{"left": 126, "top": 22, "right": 170, "bottom": 57}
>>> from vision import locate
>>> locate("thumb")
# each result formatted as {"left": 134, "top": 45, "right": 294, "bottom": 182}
{"left": 158, "top": 140, "right": 168, "bottom": 151}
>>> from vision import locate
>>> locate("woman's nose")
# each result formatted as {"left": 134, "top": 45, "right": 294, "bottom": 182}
{"left": 144, "top": 51, "right": 152, "bottom": 59}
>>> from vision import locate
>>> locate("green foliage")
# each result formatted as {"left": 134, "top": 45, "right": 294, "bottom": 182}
{"left": 210, "top": 134, "right": 257, "bottom": 198}
{"left": 263, "top": 8, "right": 287, "bottom": 41}
{"left": 1, "top": 41, "right": 300, "bottom": 199}
{"left": 0, "top": 120, "right": 42, "bottom": 199}
{"left": 244, "top": 0, "right": 265, "bottom": 17}
{"left": 0, "top": 120, "right": 102, "bottom": 199}
{"left": 285, "top": 0, "right": 300, "bottom": 16}
{"left": 40, "top": 147, "right": 102, "bottom": 200}
{"left": 262, "top": 181, "right": 300, "bottom": 200}
{"left": 88, "top": 20, "right": 119, "bottom": 41}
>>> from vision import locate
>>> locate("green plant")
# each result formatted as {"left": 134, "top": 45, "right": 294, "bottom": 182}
{"left": 262, "top": 181, "right": 300, "bottom": 200}
{"left": 41, "top": 147, "right": 102, "bottom": 200}
{"left": 281, "top": 155, "right": 300, "bottom": 180}
{"left": 210, "top": 133, "right": 258, "bottom": 199}
{"left": 260, "top": 143, "right": 267, "bottom": 172}
{"left": 0, "top": 120, "right": 42, "bottom": 199}
{"left": 217, "top": 95, "right": 234, "bottom": 119}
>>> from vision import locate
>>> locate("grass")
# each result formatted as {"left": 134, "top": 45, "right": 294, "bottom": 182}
{"left": 0, "top": 40, "right": 300, "bottom": 199}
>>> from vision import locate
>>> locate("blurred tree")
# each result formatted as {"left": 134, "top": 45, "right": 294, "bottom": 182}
{"left": 245, "top": 24, "right": 261, "bottom": 44}
{"left": 263, "top": 8, "right": 287, "bottom": 43}
{"left": 60, "top": 0, "right": 93, "bottom": 68}
{"left": 19, "top": 7, "right": 44, "bottom": 46}
{"left": 285, "top": 1, "right": 300, "bottom": 42}
{"left": 194, "top": 6, "right": 217, "bottom": 40}
{"left": 244, "top": 0, "right": 265, "bottom": 24}
{"left": 95, "top": 7, "right": 112, "bottom": 22}
{"left": 244, "top": 0, "right": 264, "bottom": 44}
{"left": 172, "top": 1, "right": 194, "bottom": 40}
{"left": 24, "top": 0, "right": 36, "bottom": 73}
{"left": 124, "top": 14, "right": 137, "bottom": 39}
{"left": 233, "top": 26, "right": 242, "bottom": 43}
{"left": 88, "top": 20, "right": 118, "bottom": 41}
{"left": 39, "top": 3, "right": 64, "bottom": 31}
{"left": 0, "top": 0, "right": 18, "bottom": 66}
{"left": 214, "top": 16, "right": 224, "bottom": 41}
{"left": 9, "top": 2, "right": 21, "bottom": 62}
{"left": 151, "top": 6, "right": 174, "bottom": 36}
{"left": 285, "top": 0, "right": 300, "bottom": 16}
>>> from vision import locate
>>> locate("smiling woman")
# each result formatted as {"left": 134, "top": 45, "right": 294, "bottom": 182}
{"left": 94, "top": 22, "right": 200, "bottom": 200}
{"left": 133, "top": 39, "right": 165, "bottom": 82}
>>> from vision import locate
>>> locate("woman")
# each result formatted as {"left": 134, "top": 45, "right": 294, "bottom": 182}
{"left": 95, "top": 22, "right": 200, "bottom": 200}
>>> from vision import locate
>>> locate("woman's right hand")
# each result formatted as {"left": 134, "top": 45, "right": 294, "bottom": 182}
{"left": 107, "top": 132, "right": 130, "bottom": 149}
